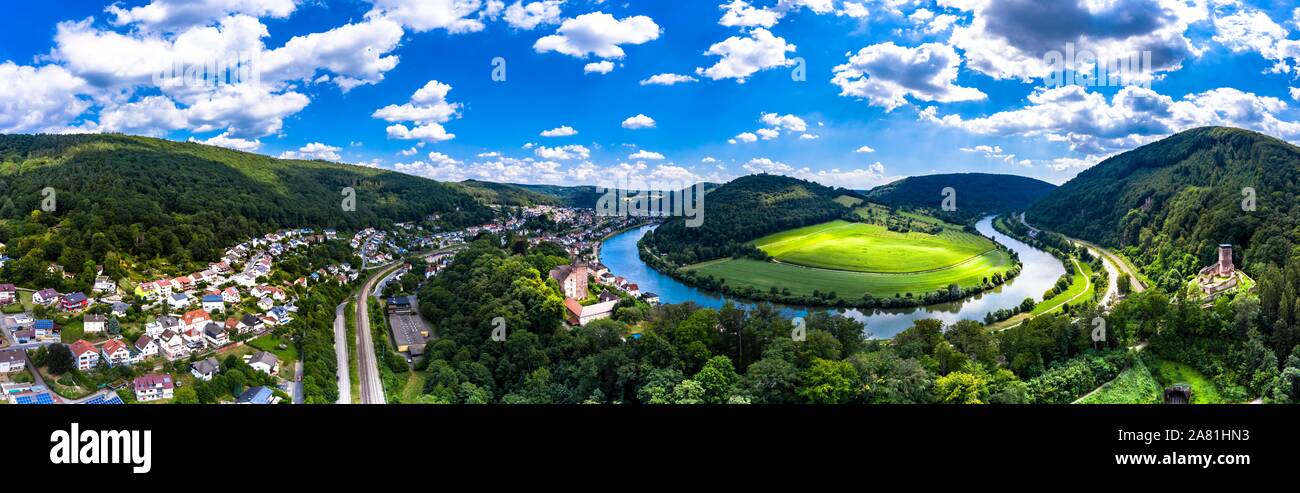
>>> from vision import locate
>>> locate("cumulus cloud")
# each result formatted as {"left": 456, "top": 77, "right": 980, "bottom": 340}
{"left": 261, "top": 17, "right": 405, "bottom": 91}
{"left": 540, "top": 125, "right": 577, "bottom": 137}
{"left": 923, "top": 85, "right": 1300, "bottom": 154}
{"left": 741, "top": 157, "right": 896, "bottom": 189}
{"left": 729, "top": 132, "right": 759, "bottom": 144}
{"left": 961, "top": 144, "right": 1017, "bottom": 162}
{"left": 719, "top": 0, "right": 781, "bottom": 28}
{"left": 855, "top": 145, "right": 876, "bottom": 153}
{"left": 534, "top": 12, "right": 661, "bottom": 59}
{"left": 373, "top": 80, "right": 462, "bottom": 143}
{"left": 584, "top": 61, "right": 615, "bottom": 74}
{"left": 501, "top": 0, "right": 564, "bottom": 30}
{"left": 696, "top": 28, "right": 797, "bottom": 82}
{"left": 106, "top": 0, "right": 299, "bottom": 31}
{"left": 944, "top": 0, "right": 1206, "bottom": 82}
{"left": 832, "top": 42, "right": 987, "bottom": 111}
{"left": 280, "top": 142, "right": 342, "bottom": 161}
{"left": 1212, "top": 8, "right": 1300, "bottom": 74}
{"left": 640, "top": 73, "right": 698, "bottom": 86}
{"left": 188, "top": 132, "right": 262, "bottom": 152}
{"left": 629, "top": 150, "right": 666, "bottom": 160}
{"left": 534, "top": 144, "right": 591, "bottom": 160}
{"left": 622, "top": 114, "right": 656, "bottom": 129}
{"left": 365, "top": 0, "right": 487, "bottom": 34}
{"left": 0, "top": 62, "right": 92, "bottom": 133}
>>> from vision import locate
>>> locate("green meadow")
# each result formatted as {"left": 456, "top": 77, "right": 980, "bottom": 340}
{"left": 752, "top": 220, "right": 997, "bottom": 274}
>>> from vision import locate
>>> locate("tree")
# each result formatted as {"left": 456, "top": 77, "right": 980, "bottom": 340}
{"left": 693, "top": 356, "right": 740, "bottom": 404}
{"left": 799, "top": 358, "right": 859, "bottom": 404}
{"left": 934, "top": 371, "right": 987, "bottom": 404}
{"left": 47, "top": 344, "right": 75, "bottom": 374}
{"left": 172, "top": 386, "right": 199, "bottom": 404}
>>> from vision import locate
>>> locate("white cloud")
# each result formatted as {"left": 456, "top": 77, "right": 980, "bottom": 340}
{"left": 373, "top": 80, "right": 462, "bottom": 143}
{"left": 719, "top": 0, "right": 781, "bottom": 28}
{"left": 399, "top": 146, "right": 420, "bottom": 156}
{"left": 188, "top": 132, "right": 262, "bottom": 152}
{"left": 534, "top": 144, "right": 591, "bottom": 160}
{"left": 945, "top": 0, "right": 1206, "bottom": 82}
{"left": 280, "top": 142, "right": 342, "bottom": 161}
{"left": 622, "top": 114, "right": 656, "bottom": 129}
{"left": 534, "top": 12, "right": 661, "bottom": 59}
{"left": 696, "top": 28, "right": 797, "bottom": 82}
{"left": 106, "top": 0, "right": 299, "bottom": 31}
{"left": 365, "top": 0, "right": 487, "bottom": 34}
{"left": 584, "top": 60, "right": 615, "bottom": 74}
{"left": 760, "top": 112, "right": 808, "bottom": 132}
{"left": 838, "top": 2, "right": 870, "bottom": 19}
{"left": 640, "top": 73, "right": 698, "bottom": 86}
{"left": 540, "top": 125, "right": 577, "bottom": 137}
{"left": 756, "top": 127, "right": 781, "bottom": 140}
{"left": 729, "top": 132, "right": 759, "bottom": 144}
{"left": 924, "top": 85, "right": 1300, "bottom": 154}
{"left": 799, "top": 133, "right": 819, "bottom": 140}
{"left": 629, "top": 150, "right": 666, "bottom": 160}
{"left": 0, "top": 62, "right": 91, "bottom": 133}
{"left": 961, "top": 144, "right": 1016, "bottom": 162}
{"left": 502, "top": 1, "right": 564, "bottom": 30}
{"left": 832, "top": 42, "right": 987, "bottom": 111}
{"left": 855, "top": 145, "right": 876, "bottom": 153}
{"left": 701, "top": 156, "right": 719, "bottom": 163}
{"left": 1212, "top": 9, "right": 1300, "bottom": 74}
{"left": 1291, "top": 87, "right": 1300, "bottom": 101}
{"left": 741, "top": 157, "right": 896, "bottom": 189}
{"left": 261, "top": 17, "right": 405, "bottom": 91}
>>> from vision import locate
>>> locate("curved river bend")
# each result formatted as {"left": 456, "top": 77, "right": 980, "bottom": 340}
{"left": 599, "top": 216, "right": 1066, "bottom": 339}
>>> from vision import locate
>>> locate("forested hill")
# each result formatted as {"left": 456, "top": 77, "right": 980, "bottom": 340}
{"left": 0, "top": 133, "right": 491, "bottom": 285}
{"left": 452, "top": 180, "right": 561, "bottom": 207}
{"left": 642, "top": 174, "right": 864, "bottom": 264}
{"left": 864, "top": 173, "right": 1056, "bottom": 220}
{"left": 1026, "top": 126, "right": 1300, "bottom": 280}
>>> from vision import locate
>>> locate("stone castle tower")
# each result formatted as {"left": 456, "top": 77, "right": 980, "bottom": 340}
{"left": 1217, "top": 244, "right": 1235, "bottom": 276}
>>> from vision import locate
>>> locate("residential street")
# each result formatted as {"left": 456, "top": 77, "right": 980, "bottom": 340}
{"left": 333, "top": 301, "right": 351, "bottom": 404}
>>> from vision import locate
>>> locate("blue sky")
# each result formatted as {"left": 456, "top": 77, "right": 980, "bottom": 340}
{"left": 2, "top": 0, "right": 1300, "bottom": 188}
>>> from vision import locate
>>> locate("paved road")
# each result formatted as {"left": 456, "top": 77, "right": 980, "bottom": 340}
{"left": 293, "top": 361, "right": 304, "bottom": 404}
{"left": 333, "top": 301, "right": 352, "bottom": 404}
{"left": 354, "top": 265, "right": 397, "bottom": 404}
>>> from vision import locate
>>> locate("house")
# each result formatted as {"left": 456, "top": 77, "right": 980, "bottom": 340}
{"left": 32, "top": 288, "right": 59, "bottom": 306}
{"left": 257, "top": 297, "right": 274, "bottom": 310}
{"left": 236, "top": 386, "right": 274, "bottom": 404}
{"left": 233, "top": 314, "right": 260, "bottom": 334}
{"left": 70, "top": 340, "right": 99, "bottom": 370}
{"left": 100, "top": 339, "right": 131, "bottom": 367}
{"left": 191, "top": 357, "right": 220, "bottom": 381}
{"left": 203, "top": 322, "right": 229, "bottom": 347}
{"left": 0, "top": 284, "right": 15, "bottom": 305}
{"left": 548, "top": 263, "right": 589, "bottom": 299}
{"left": 158, "top": 330, "right": 187, "bottom": 360}
{"left": 60, "top": 292, "right": 89, "bottom": 312}
{"left": 93, "top": 276, "right": 116, "bottom": 294}
{"left": 641, "top": 292, "right": 661, "bottom": 305}
{"left": 246, "top": 351, "right": 279, "bottom": 375}
{"left": 133, "top": 335, "right": 158, "bottom": 359}
{"left": 0, "top": 349, "right": 26, "bottom": 373}
{"left": 563, "top": 299, "right": 618, "bottom": 326}
{"left": 132, "top": 374, "right": 174, "bottom": 402}
{"left": 181, "top": 328, "right": 206, "bottom": 349}
{"left": 13, "top": 329, "right": 34, "bottom": 344}
{"left": 598, "top": 291, "right": 620, "bottom": 303}
{"left": 110, "top": 301, "right": 129, "bottom": 318}
{"left": 167, "top": 292, "right": 191, "bottom": 310}
{"left": 173, "top": 276, "right": 193, "bottom": 291}
{"left": 83, "top": 314, "right": 106, "bottom": 335}
{"left": 590, "top": 262, "right": 609, "bottom": 279}
{"left": 181, "top": 309, "right": 211, "bottom": 331}
{"left": 221, "top": 287, "right": 241, "bottom": 304}
{"left": 145, "top": 316, "right": 180, "bottom": 338}
{"left": 268, "top": 306, "right": 292, "bottom": 325}
{"left": 33, "top": 320, "right": 59, "bottom": 341}
{"left": 201, "top": 294, "right": 225, "bottom": 312}
{"left": 626, "top": 283, "right": 640, "bottom": 298}
{"left": 133, "top": 282, "right": 158, "bottom": 299}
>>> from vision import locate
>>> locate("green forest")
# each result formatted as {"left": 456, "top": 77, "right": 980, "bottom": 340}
{"left": 0, "top": 134, "right": 491, "bottom": 291}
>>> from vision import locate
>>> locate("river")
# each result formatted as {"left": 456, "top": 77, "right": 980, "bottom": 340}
{"left": 598, "top": 216, "right": 1066, "bottom": 338}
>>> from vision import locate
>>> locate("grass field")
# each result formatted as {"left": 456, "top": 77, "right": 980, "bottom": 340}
{"left": 1031, "top": 259, "right": 1095, "bottom": 315}
{"left": 752, "top": 220, "right": 997, "bottom": 274}
{"left": 685, "top": 252, "right": 1012, "bottom": 299}
{"left": 1151, "top": 359, "right": 1224, "bottom": 404}
{"left": 1077, "top": 359, "right": 1162, "bottom": 404}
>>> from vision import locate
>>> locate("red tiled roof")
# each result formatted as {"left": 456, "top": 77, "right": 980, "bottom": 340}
{"left": 70, "top": 340, "right": 96, "bottom": 356}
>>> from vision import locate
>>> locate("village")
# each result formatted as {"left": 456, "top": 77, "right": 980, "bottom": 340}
{"left": 0, "top": 204, "right": 658, "bottom": 404}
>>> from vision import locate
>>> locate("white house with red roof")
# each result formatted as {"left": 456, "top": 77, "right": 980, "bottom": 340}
{"left": 70, "top": 340, "right": 99, "bottom": 370}
{"left": 100, "top": 339, "right": 131, "bottom": 367}
{"left": 181, "top": 309, "right": 211, "bottom": 331}
{"left": 134, "top": 335, "right": 158, "bottom": 359}
{"left": 222, "top": 287, "right": 241, "bottom": 304}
